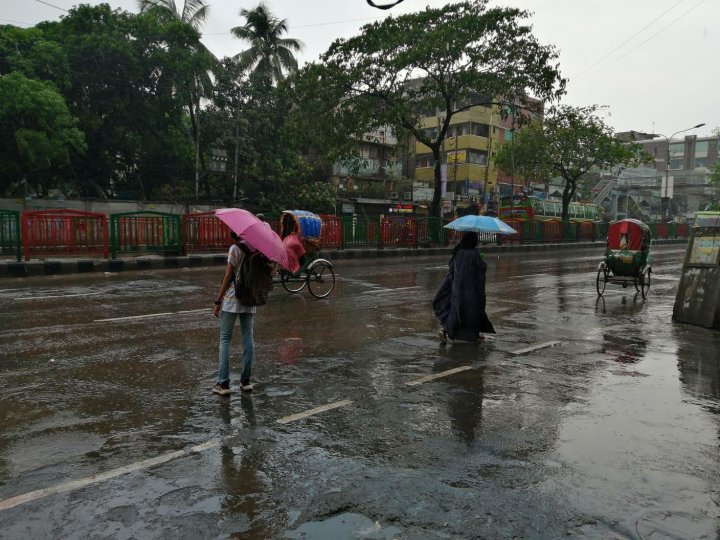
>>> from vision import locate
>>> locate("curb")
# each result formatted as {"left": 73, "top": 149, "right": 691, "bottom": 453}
{"left": 0, "top": 239, "right": 688, "bottom": 279}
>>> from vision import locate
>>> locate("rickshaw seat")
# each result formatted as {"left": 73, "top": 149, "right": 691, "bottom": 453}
{"left": 607, "top": 220, "right": 645, "bottom": 251}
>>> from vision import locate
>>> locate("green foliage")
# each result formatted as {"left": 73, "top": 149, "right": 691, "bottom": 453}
{"left": 231, "top": 2, "right": 303, "bottom": 84}
{"left": 710, "top": 163, "right": 720, "bottom": 188}
{"left": 289, "top": 0, "right": 565, "bottom": 216}
{"left": 494, "top": 104, "right": 652, "bottom": 221}
{"left": 0, "top": 72, "right": 85, "bottom": 196}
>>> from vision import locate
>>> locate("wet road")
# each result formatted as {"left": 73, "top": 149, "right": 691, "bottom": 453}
{"left": 1, "top": 244, "right": 719, "bottom": 539}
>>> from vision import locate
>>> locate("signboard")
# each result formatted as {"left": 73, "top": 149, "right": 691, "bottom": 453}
{"left": 341, "top": 202, "right": 355, "bottom": 214}
{"left": 447, "top": 150, "right": 467, "bottom": 163}
{"left": 389, "top": 204, "right": 414, "bottom": 214}
{"left": 689, "top": 236, "right": 720, "bottom": 267}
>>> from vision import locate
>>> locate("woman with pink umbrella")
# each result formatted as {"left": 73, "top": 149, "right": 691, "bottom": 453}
{"left": 211, "top": 209, "right": 290, "bottom": 395}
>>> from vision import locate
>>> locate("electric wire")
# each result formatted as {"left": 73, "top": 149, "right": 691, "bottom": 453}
{"left": 572, "top": 0, "right": 687, "bottom": 80}
{"left": 31, "top": 0, "right": 68, "bottom": 13}
{"left": 574, "top": 0, "right": 708, "bottom": 84}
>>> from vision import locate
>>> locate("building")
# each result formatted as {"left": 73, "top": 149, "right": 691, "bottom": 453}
{"left": 331, "top": 127, "right": 406, "bottom": 201}
{"left": 411, "top": 98, "right": 541, "bottom": 216}
{"left": 600, "top": 132, "right": 719, "bottom": 221}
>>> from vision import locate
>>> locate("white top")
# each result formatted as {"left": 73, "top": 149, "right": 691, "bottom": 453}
{"left": 221, "top": 243, "right": 257, "bottom": 314}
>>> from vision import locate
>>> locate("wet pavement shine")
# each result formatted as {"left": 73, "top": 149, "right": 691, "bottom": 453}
{"left": 0, "top": 244, "right": 718, "bottom": 539}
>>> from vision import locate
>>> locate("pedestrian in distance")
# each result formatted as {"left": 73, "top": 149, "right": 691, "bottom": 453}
{"left": 212, "top": 231, "right": 256, "bottom": 395}
{"left": 432, "top": 231, "right": 495, "bottom": 344}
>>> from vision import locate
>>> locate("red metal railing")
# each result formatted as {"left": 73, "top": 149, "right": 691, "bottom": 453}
{"left": 542, "top": 220, "right": 563, "bottom": 243}
{"left": 182, "top": 212, "right": 232, "bottom": 254}
{"left": 380, "top": 217, "right": 417, "bottom": 248}
{"left": 21, "top": 209, "right": 108, "bottom": 260}
{"left": 319, "top": 214, "right": 341, "bottom": 248}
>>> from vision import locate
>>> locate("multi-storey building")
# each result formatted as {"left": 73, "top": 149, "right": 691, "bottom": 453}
{"left": 412, "top": 99, "right": 540, "bottom": 215}
{"left": 604, "top": 132, "right": 719, "bottom": 221}
{"left": 331, "top": 126, "right": 405, "bottom": 200}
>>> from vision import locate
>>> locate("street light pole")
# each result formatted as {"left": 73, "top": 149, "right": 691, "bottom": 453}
{"left": 655, "top": 123, "right": 705, "bottom": 222}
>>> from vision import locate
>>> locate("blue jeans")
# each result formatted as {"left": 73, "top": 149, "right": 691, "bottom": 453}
{"left": 217, "top": 311, "right": 254, "bottom": 385}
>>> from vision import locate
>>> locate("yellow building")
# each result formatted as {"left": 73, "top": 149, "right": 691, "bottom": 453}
{"left": 413, "top": 104, "right": 501, "bottom": 212}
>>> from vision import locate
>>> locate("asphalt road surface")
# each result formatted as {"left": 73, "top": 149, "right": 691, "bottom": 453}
{"left": 1, "top": 244, "right": 718, "bottom": 539}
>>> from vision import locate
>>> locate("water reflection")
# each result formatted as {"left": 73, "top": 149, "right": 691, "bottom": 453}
{"left": 435, "top": 344, "right": 487, "bottom": 444}
{"left": 675, "top": 327, "right": 720, "bottom": 404}
{"left": 217, "top": 397, "right": 274, "bottom": 539}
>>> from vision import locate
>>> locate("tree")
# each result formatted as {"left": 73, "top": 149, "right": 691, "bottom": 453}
{"left": 290, "top": 0, "right": 565, "bottom": 217}
{"left": 495, "top": 105, "right": 652, "bottom": 222}
{"left": 0, "top": 72, "right": 85, "bottom": 196}
{"left": 707, "top": 163, "right": 720, "bottom": 210}
{"left": 138, "top": 0, "right": 217, "bottom": 201}
{"left": 231, "top": 2, "right": 303, "bottom": 85}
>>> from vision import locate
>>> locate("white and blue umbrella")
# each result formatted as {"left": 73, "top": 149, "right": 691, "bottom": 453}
{"left": 444, "top": 215, "right": 518, "bottom": 235}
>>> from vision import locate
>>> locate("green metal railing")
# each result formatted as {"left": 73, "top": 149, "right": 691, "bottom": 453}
{"left": 340, "top": 216, "right": 380, "bottom": 248}
{"left": 0, "top": 209, "right": 22, "bottom": 261}
{"left": 109, "top": 211, "right": 182, "bottom": 258}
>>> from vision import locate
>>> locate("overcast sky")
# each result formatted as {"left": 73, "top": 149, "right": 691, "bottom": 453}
{"left": 4, "top": 0, "right": 718, "bottom": 138}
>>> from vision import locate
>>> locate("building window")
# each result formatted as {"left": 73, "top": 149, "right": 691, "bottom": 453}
{"left": 467, "top": 149, "right": 488, "bottom": 165}
{"left": 471, "top": 123, "right": 490, "bottom": 137}
{"left": 416, "top": 155, "right": 435, "bottom": 168}
{"left": 669, "top": 142, "right": 684, "bottom": 156}
{"left": 694, "top": 157, "right": 708, "bottom": 169}
{"left": 669, "top": 158, "right": 683, "bottom": 171}
{"left": 695, "top": 140, "right": 709, "bottom": 157}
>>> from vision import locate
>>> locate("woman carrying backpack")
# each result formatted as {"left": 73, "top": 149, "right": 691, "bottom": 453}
{"left": 212, "top": 231, "right": 256, "bottom": 395}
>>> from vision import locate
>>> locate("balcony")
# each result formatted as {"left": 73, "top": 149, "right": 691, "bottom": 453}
{"left": 333, "top": 159, "right": 403, "bottom": 179}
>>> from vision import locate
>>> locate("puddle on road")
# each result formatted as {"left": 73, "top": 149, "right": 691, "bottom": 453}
{"left": 284, "top": 512, "right": 401, "bottom": 540}
{"left": 264, "top": 386, "right": 297, "bottom": 397}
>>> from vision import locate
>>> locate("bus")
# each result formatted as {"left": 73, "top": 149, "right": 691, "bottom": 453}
{"left": 498, "top": 196, "right": 604, "bottom": 222}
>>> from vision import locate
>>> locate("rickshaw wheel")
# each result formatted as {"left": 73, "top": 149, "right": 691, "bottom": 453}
{"left": 596, "top": 265, "right": 607, "bottom": 296}
{"left": 307, "top": 262, "right": 335, "bottom": 299}
{"left": 280, "top": 269, "right": 307, "bottom": 293}
{"left": 640, "top": 267, "right": 651, "bottom": 299}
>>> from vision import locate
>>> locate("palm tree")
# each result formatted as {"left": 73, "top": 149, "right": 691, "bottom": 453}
{"left": 138, "top": 0, "right": 216, "bottom": 201}
{"left": 138, "top": 0, "right": 209, "bottom": 28}
{"left": 231, "top": 2, "right": 303, "bottom": 84}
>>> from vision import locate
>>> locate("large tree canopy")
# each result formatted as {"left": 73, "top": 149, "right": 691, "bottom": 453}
{"left": 0, "top": 72, "right": 86, "bottom": 196}
{"left": 290, "top": 0, "right": 565, "bottom": 216}
{"left": 494, "top": 104, "right": 652, "bottom": 222}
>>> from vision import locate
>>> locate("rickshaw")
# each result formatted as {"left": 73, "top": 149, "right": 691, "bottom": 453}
{"left": 278, "top": 210, "right": 336, "bottom": 298}
{"left": 596, "top": 218, "right": 652, "bottom": 299}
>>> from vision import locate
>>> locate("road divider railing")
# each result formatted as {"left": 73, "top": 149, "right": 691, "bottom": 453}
{"left": 0, "top": 209, "right": 21, "bottom": 262}
{"left": 21, "top": 209, "right": 108, "bottom": 261}
{"left": 1, "top": 206, "right": 690, "bottom": 261}
{"left": 110, "top": 211, "right": 182, "bottom": 259}
{"left": 182, "top": 211, "right": 232, "bottom": 254}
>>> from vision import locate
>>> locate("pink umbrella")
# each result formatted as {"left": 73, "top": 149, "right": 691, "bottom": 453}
{"left": 215, "top": 208, "right": 291, "bottom": 270}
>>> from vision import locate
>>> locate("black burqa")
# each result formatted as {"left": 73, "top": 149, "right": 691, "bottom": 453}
{"left": 433, "top": 233, "right": 495, "bottom": 342}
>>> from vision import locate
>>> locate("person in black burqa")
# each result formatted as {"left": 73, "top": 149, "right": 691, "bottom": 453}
{"left": 433, "top": 231, "right": 495, "bottom": 343}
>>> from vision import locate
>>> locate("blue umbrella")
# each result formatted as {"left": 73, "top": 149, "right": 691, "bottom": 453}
{"left": 444, "top": 215, "right": 518, "bottom": 235}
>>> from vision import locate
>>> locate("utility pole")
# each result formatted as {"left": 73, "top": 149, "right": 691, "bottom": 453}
{"left": 482, "top": 107, "right": 493, "bottom": 215}
{"left": 656, "top": 123, "right": 705, "bottom": 222}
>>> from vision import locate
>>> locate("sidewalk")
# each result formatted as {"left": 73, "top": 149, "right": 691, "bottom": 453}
{"left": 0, "top": 239, "right": 687, "bottom": 279}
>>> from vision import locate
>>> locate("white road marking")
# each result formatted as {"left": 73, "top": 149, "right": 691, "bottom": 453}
{"left": 0, "top": 446, "right": 192, "bottom": 511}
{"left": 16, "top": 292, "right": 102, "bottom": 301}
{"left": 276, "top": 399, "right": 353, "bottom": 424}
{"left": 406, "top": 366, "right": 473, "bottom": 386}
{"left": 511, "top": 341, "right": 562, "bottom": 355}
{"left": 94, "top": 308, "right": 209, "bottom": 323}
{"left": 361, "top": 286, "right": 422, "bottom": 294}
